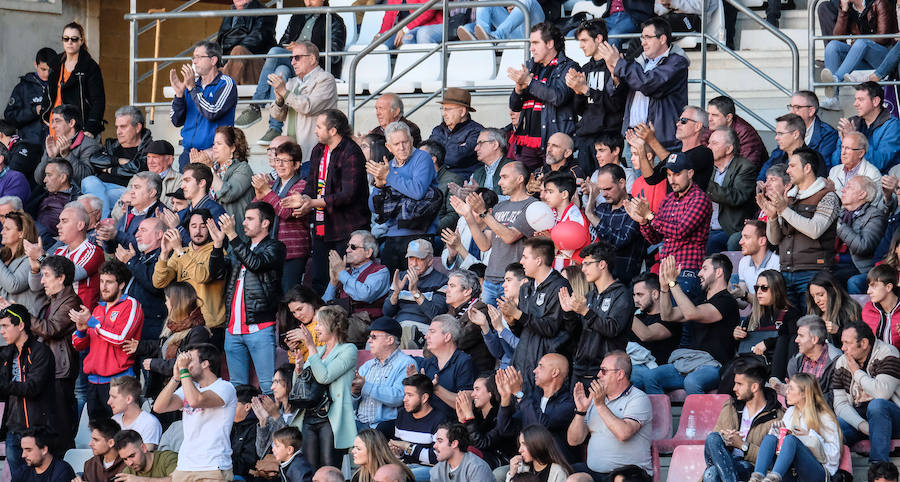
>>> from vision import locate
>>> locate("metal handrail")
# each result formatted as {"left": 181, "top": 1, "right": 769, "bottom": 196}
{"left": 808, "top": 0, "right": 900, "bottom": 89}
{"left": 723, "top": 0, "right": 800, "bottom": 94}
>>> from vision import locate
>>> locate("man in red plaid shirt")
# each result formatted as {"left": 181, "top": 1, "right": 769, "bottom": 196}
{"left": 625, "top": 151, "right": 712, "bottom": 302}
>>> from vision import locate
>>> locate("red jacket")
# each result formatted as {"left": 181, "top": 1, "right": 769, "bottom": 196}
{"left": 379, "top": 0, "right": 442, "bottom": 34}
{"left": 72, "top": 294, "right": 144, "bottom": 379}
{"left": 53, "top": 240, "right": 105, "bottom": 310}
{"left": 863, "top": 299, "right": 900, "bottom": 350}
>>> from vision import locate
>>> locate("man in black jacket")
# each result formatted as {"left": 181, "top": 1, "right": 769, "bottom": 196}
{"left": 500, "top": 237, "right": 574, "bottom": 393}
{"left": 119, "top": 218, "right": 167, "bottom": 343}
{"left": 508, "top": 23, "right": 578, "bottom": 172}
{"left": 0, "top": 304, "right": 60, "bottom": 481}
{"left": 561, "top": 241, "right": 635, "bottom": 387}
{"left": 82, "top": 105, "right": 153, "bottom": 218}
{"left": 231, "top": 384, "right": 261, "bottom": 479}
{"left": 217, "top": 0, "right": 277, "bottom": 85}
{"left": 208, "top": 201, "right": 286, "bottom": 396}
{"left": 496, "top": 354, "right": 577, "bottom": 462}
{"left": 566, "top": 19, "right": 629, "bottom": 175}
{"left": 4, "top": 48, "right": 55, "bottom": 149}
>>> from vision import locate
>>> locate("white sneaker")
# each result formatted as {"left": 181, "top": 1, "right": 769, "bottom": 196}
{"left": 821, "top": 68, "right": 836, "bottom": 98}
{"left": 844, "top": 70, "right": 877, "bottom": 83}
{"left": 820, "top": 96, "right": 841, "bottom": 111}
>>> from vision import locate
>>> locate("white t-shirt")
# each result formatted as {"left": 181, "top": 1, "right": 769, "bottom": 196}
{"left": 113, "top": 410, "right": 162, "bottom": 446}
{"left": 174, "top": 378, "right": 237, "bottom": 471}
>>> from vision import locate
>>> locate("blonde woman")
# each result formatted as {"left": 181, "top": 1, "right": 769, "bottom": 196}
{"left": 0, "top": 212, "right": 45, "bottom": 314}
{"left": 749, "top": 373, "right": 842, "bottom": 482}
{"left": 350, "top": 429, "right": 414, "bottom": 482}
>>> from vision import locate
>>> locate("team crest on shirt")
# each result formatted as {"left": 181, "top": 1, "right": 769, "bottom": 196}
{"left": 536, "top": 293, "right": 545, "bottom": 306}
{"left": 601, "top": 297, "right": 611, "bottom": 312}
{"left": 110, "top": 312, "right": 118, "bottom": 321}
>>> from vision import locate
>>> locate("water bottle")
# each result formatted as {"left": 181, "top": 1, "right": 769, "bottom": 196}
{"left": 685, "top": 410, "right": 697, "bottom": 438}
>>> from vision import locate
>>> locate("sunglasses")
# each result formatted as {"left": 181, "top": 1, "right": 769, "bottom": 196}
{"left": 599, "top": 367, "right": 622, "bottom": 375}
{"left": 347, "top": 243, "right": 362, "bottom": 251}
{"left": 754, "top": 284, "right": 770, "bottom": 292}
{"left": 291, "top": 54, "right": 314, "bottom": 61}
{"left": 62, "top": 36, "right": 82, "bottom": 43}
{"left": 678, "top": 117, "right": 696, "bottom": 125}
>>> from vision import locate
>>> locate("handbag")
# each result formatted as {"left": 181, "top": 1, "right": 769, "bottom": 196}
{"left": 290, "top": 365, "right": 332, "bottom": 418}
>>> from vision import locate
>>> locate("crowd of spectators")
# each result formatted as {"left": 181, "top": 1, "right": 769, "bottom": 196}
{"left": 6, "top": 3, "right": 900, "bottom": 482}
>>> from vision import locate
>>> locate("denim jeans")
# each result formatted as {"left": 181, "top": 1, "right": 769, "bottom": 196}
{"left": 253, "top": 46, "right": 292, "bottom": 131}
{"left": 825, "top": 39, "right": 890, "bottom": 95}
{"left": 409, "top": 463, "right": 433, "bottom": 482}
{"left": 630, "top": 363, "right": 653, "bottom": 392}
{"left": 704, "top": 432, "right": 754, "bottom": 482}
{"left": 707, "top": 229, "right": 731, "bottom": 255}
{"left": 6, "top": 432, "right": 24, "bottom": 481}
{"left": 839, "top": 398, "right": 900, "bottom": 462}
{"left": 675, "top": 268, "right": 702, "bottom": 347}
{"left": 81, "top": 175, "right": 127, "bottom": 218}
{"left": 848, "top": 272, "right": 868, "bottom": 294}
{"left": 606, "top": 11, "right": 637, "bottom": 48}
{"left": 782, "top": 270, "right": 817, "bottom": 313}
{"left": 403, "top": 24, "right": 445, "bottom": 44}
{"left": 644, "top": 363, "right": 720, "bottom": 395}
{"left": 753, "top": 434, "right": 827, "bottom": 481}
{"left": 462, "top": 0, "right": 544, "bottom": 40}
{"left": 225, "top": 326, "right": 276, "bottom": 394}
{"left": 482, "top": 279, "right": 504, "bottom": 307}
{"left": 875, "top": 41, "right": 900, "bottom": 79}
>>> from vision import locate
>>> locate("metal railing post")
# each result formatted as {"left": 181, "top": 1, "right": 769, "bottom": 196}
{"left": 809, "top": 0, "right": 819, "bottom": 92}
{"left": 129, "top": 0, "right": 138, "bottom": 106}
{"left": 325, "top": 12, "right": 333, "bottom": 76}
{"left": 441, "top": 0, "right": 449, "bottom": 96}
{"left": 700, "top": 0, "right": 708, "bottom": 106}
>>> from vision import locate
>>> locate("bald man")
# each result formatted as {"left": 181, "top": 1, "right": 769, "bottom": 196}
{"left": 533, "top": 132, "right": 585, "bottom": 185}
{"left": 312, "top": 466, "right": 344, "bottom": 482}
{"left": 497, "top": 353, "right": 577, "bottom": 460}
{"left": 125, "top": 216, "right": 168, "bottom": 342}
{"left": 374, "top": 464, "right": 409, "bottom": 482}
{"left": 567, "top": 474, "right": 596, "bottom": 482}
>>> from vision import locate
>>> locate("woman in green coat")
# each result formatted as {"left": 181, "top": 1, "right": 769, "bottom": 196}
{"left": 296, "top": 305, "right": 359, "bottom": 469}
{"left": 204, "top": 126, "right": 254, "bottom": 236}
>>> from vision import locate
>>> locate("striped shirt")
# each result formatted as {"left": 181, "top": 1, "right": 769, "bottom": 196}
{"left": 54, "top": 239, "right": 105, "bottom": 309}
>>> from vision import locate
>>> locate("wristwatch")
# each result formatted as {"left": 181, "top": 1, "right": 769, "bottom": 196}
{"left": 36, "top": 254, "right": 46, "bottom": 264}
{"left": 413, "top": 291, "right": 421, "bottom": 301}
{"left": 514, "top": 391, "right": 525, "bottom": 400}
{"left": 668, "top": 280, "right": 677, "bottom": 289}
{"left": 646, "top": 212, "right": 655, "bottom": 221}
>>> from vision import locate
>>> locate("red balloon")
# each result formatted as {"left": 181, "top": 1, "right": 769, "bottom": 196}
{"left": 550, "top": 221, "right": 590, "bottom": 251}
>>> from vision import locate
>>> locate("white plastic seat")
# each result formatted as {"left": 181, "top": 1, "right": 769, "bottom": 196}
{"left": 340, "top": 12, "right": 358, "bottom": 47}
{"left": 339, "top": 44, "right": 391, "bottom": 94}
{"left": 355, "top": 11, "right": 385, "bottom": 46}
{"left": 275, "top": 13, "right": 292, "bottom": 41}
{"left": 64, "top": 449, "right": 93, "bottom": 475}
{"left": 383, "top": 43, "right": 442, "bottom": 93}
{"left": 565, "top": 39, "right": 589, "bottom": 66}
{"left": 421, "top": 48, "right": 497, "bottom": 91}
{"left": 476, "top": 47, "right": 528, "bottom": 89}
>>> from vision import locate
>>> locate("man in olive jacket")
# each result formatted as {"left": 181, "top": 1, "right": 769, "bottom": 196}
{"left": 706, "top": 127, "right": 759, "bottom": 253}
{"left": 703, "top": 358, "right": 783, "bottom": 481}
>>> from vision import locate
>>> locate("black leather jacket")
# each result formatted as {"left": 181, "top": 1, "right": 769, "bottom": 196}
{"left": 210, "top": 236, "right": 286, "bottom": 325}
{"left": 217, "top": 0, "right": 277, "bottom": 55}
{"left": 90, "top": 127, "right": 153, "bottom": 186}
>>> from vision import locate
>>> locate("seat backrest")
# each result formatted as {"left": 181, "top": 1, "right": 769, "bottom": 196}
{"left": 648, "top": 394, "right": 673, "bottom": 441}
{"left": 495, "top": 48, "right": 526, "bottom": 81}
{"left": 339, "top": 12, "right": 358, "bottom": 46}
{"left": 392, "top": 44, "right": 442, "bottom": 83}
{"left": 839, "top": 445, "right": 852, "bottom": 473}
{"left": 357, "top": 349, "right": 375, "bottom": 369}
{"left": 723, "top": 251, "right": 743, "bottom": 273}
{"left": 356, "top": 11, "right": 385, "bottom": 46}
{"left": 275, "top": 14, "right": 292, "bottom": 41}
{"left": 63, "top": 449, "right": 94, "bottom": 475}
{"left": 447, "top": 50, "right": 496, "bottom": 82}
{"left": 564, "top": 39, "right": 589, "bottom": 66}
{"left": 675, "top": 394, "right": 730, "bottom": 440}
{"left": 341, "top": 44, "right": 391, "bottom": 85}
{"left": 850, "top": 294, "right": 870, "bottom": 308}
{"left": 666, "top": 445, "right": 706, "bottom": 481}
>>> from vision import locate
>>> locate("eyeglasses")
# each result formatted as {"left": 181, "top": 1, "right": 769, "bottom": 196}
{"left": 476, "top": 140, "right": 496, "bottom": 145}
{"left": 581, "top": 260, "right": 601, "bottom": 267}
{"left": 774, "top": 130, "right": 796, "bottom": 136}
{"left": 599, "top": 367, "right": 622, "bottom": 375}
{"left": 640, "top": 34, "right": 661, "bottom": 40}
{"left": 754, "top": 284, "right": 770, "bottom": 292}
{"left": 678, "top": 117, "right": 697, "bottom": 125}
{"left": 292, "top": 54, "right": 314, "bottom": 61}
{"left": 841, "top": 146, "right": 865, "bottom": 151}
{"left": 192, "top": 55, "right": 212, "bottom": 60}
{"left": 787, "top": 104, "right": 814, "bottom": 110}
{"left": 62, "top": 36, "right": 81, "bottom": 43}
{"left": 271, "top": 378, "right": 286, "bottom": 385}
{"left": 273, "top": 157, "right": 294, "bottom": 164}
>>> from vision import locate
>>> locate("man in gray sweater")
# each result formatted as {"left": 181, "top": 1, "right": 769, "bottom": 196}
{"left": 429, "top": 422, "right": 493, "bottom": 482}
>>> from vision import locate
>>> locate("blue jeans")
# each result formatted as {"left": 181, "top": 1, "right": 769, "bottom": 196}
{"left": 753, "top": 434, "right": 827, "bottom": 481}
{"left": 675, "top": 268, "right": 702, "bottom": 347}
{"left": 875, "top": 40, "right": 900, "bottom": 79}
{"left": 81, "top": 176, "right": 127, "bottom": 218}
{"left": 848, "top": 273, "right": 869, "bottom": 294}
{"left": 253, "top": 46, "right": 292, "bottom": 131}
{"left": 839, "top": 398, "right": 900, "bottom": 462}
{"left": 606, "top": 11, "right": 637, "bottom": 48}
{"left": 225, "top": 326, "right": 276, "bottom": 394}
{"left": 403, "top": 24, "right": 445, "bottom": 44}
{"left": 6, "top": 432, "right": 24, "bottom": 481}
{"left": 462, "top": 0, "right": 544, "bottom": 40}
{"left": 631, "top": 363, "right": 653, "bottom": 392}
{"left": 644, "top": 363, "right": 720, "bottom": 395}
{"left": 704, "top": 432, "right": 753, "bottom": 482}
{"left": 408, "top": 464, "right": 432, "bottom": 482}
{"left": 782, "top": 270, "right": 817, "bottom": 314}
{"left": 482, "top": 279, "right": 504, "bottom": 307}
{"left": 707, "top": 229, "right": 731, "bottom": 255}
{"left": 825, "top": 39, "right": 890, "bottom": 95}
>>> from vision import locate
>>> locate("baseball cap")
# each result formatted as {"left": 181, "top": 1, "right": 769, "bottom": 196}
{"left": 405, "top": 238, "right": 433, "bottom": 259}
{"left": 368, "top": 317, "right": 403, "bottom": 340}
{"left": 665, "top": 152, "right": 693, "bottom": 173}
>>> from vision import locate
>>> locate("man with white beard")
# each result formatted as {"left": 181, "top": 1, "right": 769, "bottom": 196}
{"left": 117, "top": 217, "right": 167, "bottom": 342}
